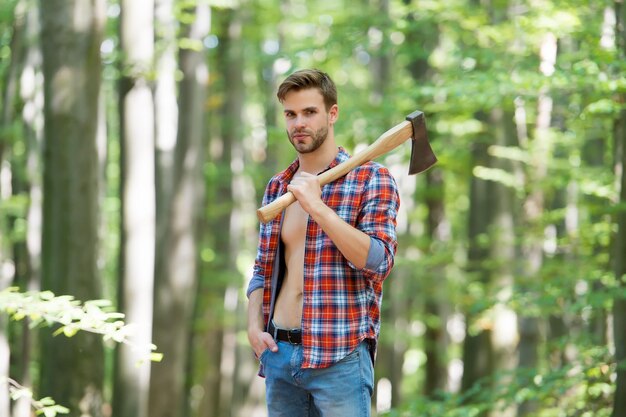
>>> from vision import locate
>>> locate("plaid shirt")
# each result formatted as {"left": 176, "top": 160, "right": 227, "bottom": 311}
{"left": 249, "top": 147, "right": 399, "bottom": 369}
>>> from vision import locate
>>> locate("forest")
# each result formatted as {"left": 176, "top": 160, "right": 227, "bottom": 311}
{"left": 0, "top": 0, "right": 625, "bottom": 416}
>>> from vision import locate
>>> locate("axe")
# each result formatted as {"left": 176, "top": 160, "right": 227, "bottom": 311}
{"left": 256, "top": 110, "right": 437, "bottom": 223}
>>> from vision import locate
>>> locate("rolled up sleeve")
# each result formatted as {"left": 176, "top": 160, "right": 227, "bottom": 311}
{"left": 357, "top": 167, "right": 399, "bottom": 282}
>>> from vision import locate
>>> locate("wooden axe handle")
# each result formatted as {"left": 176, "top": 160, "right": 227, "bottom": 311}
{"left": 256, "top": 120, "right": 414, "bottom": 224}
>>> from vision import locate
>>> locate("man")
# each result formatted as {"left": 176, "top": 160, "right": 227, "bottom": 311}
{"left": 247, "top": 69, "right": 400, "bottom": 417}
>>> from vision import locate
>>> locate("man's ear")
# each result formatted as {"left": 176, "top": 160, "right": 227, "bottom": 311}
{"left": 328, "top": 104, "right": 338, "bottom": 124}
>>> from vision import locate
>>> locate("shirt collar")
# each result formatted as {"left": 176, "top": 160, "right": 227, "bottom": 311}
{"left": 277, "top": 147, "right": 350, "bottom": 183}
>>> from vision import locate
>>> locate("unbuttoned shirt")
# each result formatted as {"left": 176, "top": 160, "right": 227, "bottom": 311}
{"left": 247, "top": 147, "right": 400, "bottom": 371}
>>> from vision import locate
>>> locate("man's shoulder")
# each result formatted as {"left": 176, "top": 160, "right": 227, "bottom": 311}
{"left": 353, "top": 160, "right": 395, "bottom": 180}
{"left": 349, "top": 162, "right": 399, "bottom": 200}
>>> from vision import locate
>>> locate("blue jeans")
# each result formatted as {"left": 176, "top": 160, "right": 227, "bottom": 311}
{"left": 259, "top": 340, "right": 374, "bottom": 417}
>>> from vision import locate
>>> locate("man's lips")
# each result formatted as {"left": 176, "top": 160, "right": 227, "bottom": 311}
{"left": 292, "top": 132, "right": 309, "bottom": 140}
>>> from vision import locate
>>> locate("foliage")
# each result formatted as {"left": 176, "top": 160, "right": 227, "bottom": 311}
{"left": 1, "top": 0, "right": 625, "bottom": 416}
{"left": 384, "top": 347, "right": 615, "bottom": 417}
{"left": 8, "top": 378, "right": 69, "bottom": 417}
{"left": 0, "top": 288, "right": 162, "bottom": 414}
{"left": 0, "top": 287, "right": 162, "bottom": 363}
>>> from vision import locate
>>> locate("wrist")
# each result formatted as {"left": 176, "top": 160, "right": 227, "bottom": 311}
{"left": 308, "top": 200, "right": 332, "bottom": 221}
{"left": 248, "top": 324, "right": 264, "bottom": 333}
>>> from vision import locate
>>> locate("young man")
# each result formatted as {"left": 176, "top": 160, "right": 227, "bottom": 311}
{"left": 247, "top": 69, "right": 400, "bottom": 417}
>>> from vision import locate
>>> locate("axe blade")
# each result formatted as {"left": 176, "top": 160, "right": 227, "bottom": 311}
{"left": 406, "top": 110, "right": 437, "bottom": 175}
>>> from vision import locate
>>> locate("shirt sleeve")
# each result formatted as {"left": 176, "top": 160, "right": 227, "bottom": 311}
{"left": 357, "top": 166, "right": 400, "bottom": 283}
{"left": 246, "top": 274, "right": 264, "bottom": 298}
{"left": 365, "top": 236, "right": 385, "bottom": 270}
{"left": 246, "top": 180, "right": 274, "bottom": 299}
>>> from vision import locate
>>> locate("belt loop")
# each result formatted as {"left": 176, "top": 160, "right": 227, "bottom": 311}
{"left": 271, "top": 320, "right": 278, "bottom": 340}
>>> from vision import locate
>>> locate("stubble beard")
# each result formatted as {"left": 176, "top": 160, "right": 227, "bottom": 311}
{"left": 287, "top": 125, "right": 329, "bottom": 154}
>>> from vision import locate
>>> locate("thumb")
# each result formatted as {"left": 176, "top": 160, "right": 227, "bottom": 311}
{"left": 263, "top": 333, "right": 279, "bottom": 352}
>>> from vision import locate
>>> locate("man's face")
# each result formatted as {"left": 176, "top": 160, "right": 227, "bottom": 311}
{"left": 282, "top": 88, "right": 337, "bottom": 154}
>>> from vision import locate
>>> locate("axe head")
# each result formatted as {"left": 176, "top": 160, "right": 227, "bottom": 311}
{"left": 406, "top": 110, "right": 437, "bottom": 175}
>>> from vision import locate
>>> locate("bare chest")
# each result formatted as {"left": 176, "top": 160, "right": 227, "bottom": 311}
{"left": 281, "top": 201, "right": 308, "bottom": 248}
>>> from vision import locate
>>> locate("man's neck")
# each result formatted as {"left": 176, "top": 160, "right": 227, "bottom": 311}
{"left": 297, "top": 139, "right": 339, "bottom": 174}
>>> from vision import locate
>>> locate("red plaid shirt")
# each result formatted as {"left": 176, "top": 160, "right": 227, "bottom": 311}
{"left": 249, "top": 147, "right": 399, "bottom": 369}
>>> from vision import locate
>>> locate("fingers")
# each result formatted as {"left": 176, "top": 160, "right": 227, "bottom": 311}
{"left": 288, "top": 172, "right": 315, "bottom": 188}
{"left": 287, "top": 172, "right": 320, "bottom": 199}
{"left": 262, "top": 332, "right": 278, "bottom": 352}
{"left": 251, "top": 331, "right": 278, "bottom": 358}
{"left": 287, "top": 171, "right": 328, "bottom": 216}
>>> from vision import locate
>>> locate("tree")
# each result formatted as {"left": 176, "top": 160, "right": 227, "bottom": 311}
{"left": 611, "top": 3, "right": 626, "bottom": 415}
{"left": 7, "top": 2, "right": 44, "bottom": 413}
{"left": 192, "top": 4, "right": 245, "bottom": 416}
{"left": 611, "top": 92, "right": 626, "bottom": 417}
{"left": 461, "top": 119, "right": 495, "bottom": 394}
{"left": 113, "top": 1, "right": 156, "bottom": 416}
{"left": 149, "top": 3, "right": 210, "bottom": 416}
{"left": 38, "top": 1, "right": 106, "bottom": 416}
{"left": 516, "top": 31, "right": 558, "bottom": 417}
{"left": 0, "top": 1, "right": 26, "bottom": 414}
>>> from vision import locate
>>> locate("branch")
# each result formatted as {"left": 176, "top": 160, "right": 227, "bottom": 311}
{"left": 7, "top": 377, "right": 69, "bottom": 417}
{"left": 0, "top": 287, "right": 163, "bottom": 362}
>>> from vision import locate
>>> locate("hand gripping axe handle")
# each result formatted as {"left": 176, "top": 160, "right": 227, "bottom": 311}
{"left": 256, "top": 110, "right": 437, "bottom": 223}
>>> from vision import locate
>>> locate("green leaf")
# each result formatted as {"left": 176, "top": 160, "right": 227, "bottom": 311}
{"left": 62, "top": 326, "right": 79, "bottom": 338}
{"left": 150, "top": 352, "right": 164, "bottom": 362}
{"left": 52, "top": 405, "right": 69, "bottom": 414}
{"left": 39, "top": 397, "right": 55, "bottom": 406}
{"left": 39, "top": 291, "right": 55, "bottom": 301}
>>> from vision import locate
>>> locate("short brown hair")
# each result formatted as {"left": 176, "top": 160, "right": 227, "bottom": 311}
{"left": 277, "top": 69, "right": 337, "bottom": 111}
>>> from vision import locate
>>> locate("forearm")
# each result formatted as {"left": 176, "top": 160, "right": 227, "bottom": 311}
{"left": 308, "top": 202, "right": 370, "bottom": 269}
{"left": 247, "top": 287, "right": 278, "bottom": 356}
{"left": 247, "top": 288, "right": 265, "bottom": 333}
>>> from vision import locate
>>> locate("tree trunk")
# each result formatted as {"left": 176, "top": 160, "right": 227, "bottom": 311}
{"left": 38, "top": 1, "right": 105, "bottom": 416}
{"left": 149, "top": 3, "right": 210, "bottom": 417}
{"left": 584, "top": 127, "right": 610, "bottom": 345}
{"left": 461, "top": 132, "right": 494, "bottom": 394}
{"left": 194, "top": 6, "right": 242, "bottom": 417}
{"left": 546, "top": 180, "right": 576, "bottom": 368}
{"left": 370, "top": 0, "right": 390, "bottom": 107}
{"left": 255, "top": 8, "right": 284, "bottom": 191}
{"left": 6, "top": 4, "right": 45, "bottom": 416}
{"left": 113, "top": 1, "right": 156, "bottom": 417}
{"left": 377, "top": 265, "right": 410, "bottom": 410}
{"left": 0, "top": 317, "right": 8, "bottom": 417}
{"left": 154, "top": 0, "right": 178, "bottom": 254}
{"left": 424, "top": 167, "right": 449, "bottom": 396}
{"left": 489, "top": 108, "right": 519, "bottom": 381}
{"left": 611, "top": 2, "right": 626, "bottom": 415}
{"left": 368, "top": 0, "right": 409, "bottom": 409}
{"left": 401, "top": 0, "right": 445, "bottom": 399}
{"left": 12, "top": 4, "right": 44, "bottom": 416}
{"left": 517, "top": 32, "right": 557, "bottom": 417}
{"left": 612, "top": 100, "right": 626, "bottom": 417}
{"left": 0, "top": 1, "right": 29, "bottom": 415}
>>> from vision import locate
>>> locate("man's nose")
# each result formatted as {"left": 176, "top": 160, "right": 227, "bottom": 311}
{"left": 294, "top": 114, "right": 307, "bottom": 128}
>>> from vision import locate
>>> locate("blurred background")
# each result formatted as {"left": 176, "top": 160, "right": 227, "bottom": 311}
{"left": 0, "top": 0, "right": 625, "bottom": 416}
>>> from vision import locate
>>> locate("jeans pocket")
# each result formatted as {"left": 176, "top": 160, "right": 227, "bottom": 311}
{"left": 258, "top": 348, "right": 271, "bottom": 363}
{"left": 339, "top": 346, "right": 360, "bottom": 363}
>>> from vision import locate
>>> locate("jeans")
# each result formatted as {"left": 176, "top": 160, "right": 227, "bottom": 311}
{"left": 260, "top": 340, "right": 374, "bottom": 417}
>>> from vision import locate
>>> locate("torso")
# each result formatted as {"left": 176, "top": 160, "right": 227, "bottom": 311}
{"left": 273, "top": 199, "right": 308, "bottom": 329}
